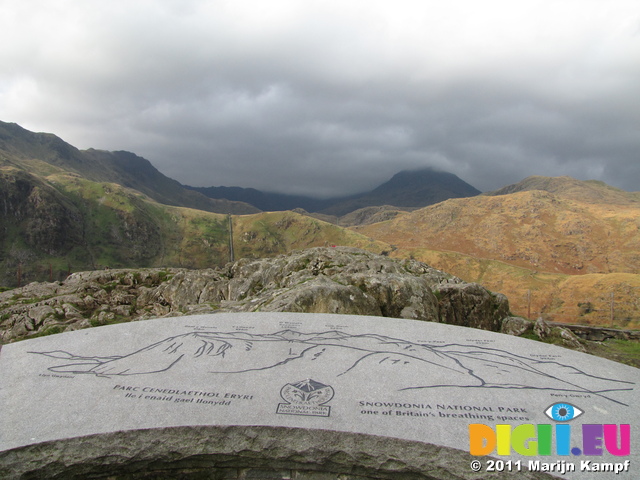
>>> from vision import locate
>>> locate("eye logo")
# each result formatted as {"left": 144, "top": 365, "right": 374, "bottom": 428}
{"left": 544, "top": 403, "right": 583, "bottom": 422}
{"left": 471, "top": 403, "right": 630, "bottom": 457}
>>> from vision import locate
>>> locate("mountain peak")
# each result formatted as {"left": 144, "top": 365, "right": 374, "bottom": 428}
{"left": 314, "top": 168, "right": 480, "bottom": 216}
{"left": 372, "top": 168, "right": 480, "bottom": 194}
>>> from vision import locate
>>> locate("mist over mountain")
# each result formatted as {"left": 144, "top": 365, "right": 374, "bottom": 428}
{"left": 319, "top": 169, "right": 481, "bottom": 216}
{"left": 188, "top": 168, "right": 481, "bottom": 215}
{"left": 2, "top": 121, "right": 482, "bottom": 216}
{"left": 0, "top": 121, "right": 387, "bottom": 285}
{"left": 187, "top": 185, "right": 334, "bottom": 213}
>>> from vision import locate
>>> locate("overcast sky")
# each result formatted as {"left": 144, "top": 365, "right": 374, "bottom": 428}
{"left": 1, "top": 0, "right": 638, "bottom": 196}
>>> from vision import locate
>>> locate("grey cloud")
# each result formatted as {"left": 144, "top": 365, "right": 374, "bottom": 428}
{"left": 1, "top": 1, "right": 638, "bottom": 196}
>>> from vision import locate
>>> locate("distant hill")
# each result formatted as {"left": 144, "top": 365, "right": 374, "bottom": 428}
{"left": 486, "top": 175, "right": 640, "bottom": 204}
{"left": 319, "top": 169, "right": 481, "bottom": 216}
{"left": 0, "top": 121, "right": 258, "bottom": 215}
{"left": 1, "top": 121, "right": 481, "bottom": 217}
{"left": 187, "top": 185, "right": 334, "bottom": 212}
{"left": 354, "top": 176, "right": 640, "bottom": 328}
{"left": 356, "top": 179, "right": 640, "bottom": 275}
{"left": 189, "top": 168, "right": 481, "bottom": 216}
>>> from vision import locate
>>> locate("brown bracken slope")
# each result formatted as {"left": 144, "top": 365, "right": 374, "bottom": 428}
{"left": 353, "top": 176, "right": 640, "bottom": 328}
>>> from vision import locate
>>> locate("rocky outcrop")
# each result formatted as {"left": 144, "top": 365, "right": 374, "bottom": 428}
{"left": 501, "top": 316, "right": 587, "bottom": 352}
{"left": 0, "top": 247, "right": 514, "bottom": 344}
{"left": 0, "top": 169, "right": 84, "bottom": 258}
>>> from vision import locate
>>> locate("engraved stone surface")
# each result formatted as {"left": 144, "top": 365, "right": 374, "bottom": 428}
{"left": 0, "top": 312, "right": 637, "bottom": 479}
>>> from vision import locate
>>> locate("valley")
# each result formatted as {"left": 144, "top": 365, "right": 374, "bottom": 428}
{"left": 1, "top": 121, "right": 638, "bottom": 330}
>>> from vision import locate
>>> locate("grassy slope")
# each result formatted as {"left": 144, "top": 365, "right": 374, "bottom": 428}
{"left": 355, "top": 191, "right": 639, "bottom": 274}
{"left": 392, "top": 248, "right": 639, "bottom": 329}
{"left": 1, "top": 171, "right": 391, "bottom": 285}
{"left": 233, "top": 211, "right": 389, "bottom": 259}
{"left": 0, "top": 121, "right": 258, "bottom": 215}
{"left": 355, "top": 187, "right": 640, "bottom": 328}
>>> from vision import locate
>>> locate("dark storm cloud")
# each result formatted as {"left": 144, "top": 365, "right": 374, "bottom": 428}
{"left": 1, "top": 0, "right": 638, "bottom": 196}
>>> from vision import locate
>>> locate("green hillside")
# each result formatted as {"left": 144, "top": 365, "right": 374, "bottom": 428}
{"left": 0, "top": 167, "right": 389, "bottom": 287}
{"left": 0, "top": 121, "right": 258, "bottom": 214}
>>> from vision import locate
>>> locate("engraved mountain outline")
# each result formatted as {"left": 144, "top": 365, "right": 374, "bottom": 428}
{"left": 29, "top": 329, "right": 635, "bottom": 406}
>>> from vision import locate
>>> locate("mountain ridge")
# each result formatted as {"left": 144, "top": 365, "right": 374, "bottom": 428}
{"left": 2, "top": 121, "right": 485, "bottom": 217}
{"left": 188, "top": 167, "right": 481, "bottom": 215}
{"left": 0, "top": 121, "right": 258, "bottom": 215}
{"left": 355, "top": 187, "right": 640, "bottom": 275}
{"left": 353, "top": 177, "right": 640, "bottom": 328}
{"left": 485, "top": 175, "right": 640, "bottom": 204}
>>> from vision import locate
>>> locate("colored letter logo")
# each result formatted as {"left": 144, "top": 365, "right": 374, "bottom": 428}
{"left": 469, "top": 405, "right": 631, "bottom": 457}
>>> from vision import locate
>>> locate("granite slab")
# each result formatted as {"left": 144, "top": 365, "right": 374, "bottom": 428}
{"left": 0, "top": 312, "right": 637, "bottom": 479}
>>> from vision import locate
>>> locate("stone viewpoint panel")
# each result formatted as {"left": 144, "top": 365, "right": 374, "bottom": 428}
{"left": 0, "top": 312, "right": 637, "bottom": 479}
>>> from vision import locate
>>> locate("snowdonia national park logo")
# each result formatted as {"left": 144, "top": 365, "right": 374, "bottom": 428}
{"left": 276, "top": 378, "right": 334, "bottom": 417}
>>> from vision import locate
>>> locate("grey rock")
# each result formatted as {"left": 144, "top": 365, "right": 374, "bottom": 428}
{"left": 1, "top": 247, "right": 512, "bottom": 343}
{"left": 501, "top": 316, "right": 534, "bottom": 336}
{"left": 553, "top": 322, "right": 640, "bottom": 342}
{"left": 27, "top": 305, "right": 55, "bottom": 326}
{"left": 434, "top": 284, "right": 509, "bottom": 331}
{"left": 95, "top": 311, "right": 116, "bottom": 324}
{"left": 0, "top": 425, "right": 558, "bottom": 480}
{"left": 261, "top": 280, "right": 382, "bottom": 315}
{"left": 532, "top": 318, "right": 587, "bottom": 352}
{"left": 533, "top": 317, "right": 551, "bottom": 338}
{"left": 557, "top": 326, "right": 587, "bottom": 352}
{"left": 58, "top": 305, "right": 79, "bottom": 322}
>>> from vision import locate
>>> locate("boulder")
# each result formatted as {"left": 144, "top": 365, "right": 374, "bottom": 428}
{"left": 531, "top": 317, "right": 586, "bottom": 353}
{"left": 500, "top": 316, "right": 533, "bottom": 336}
